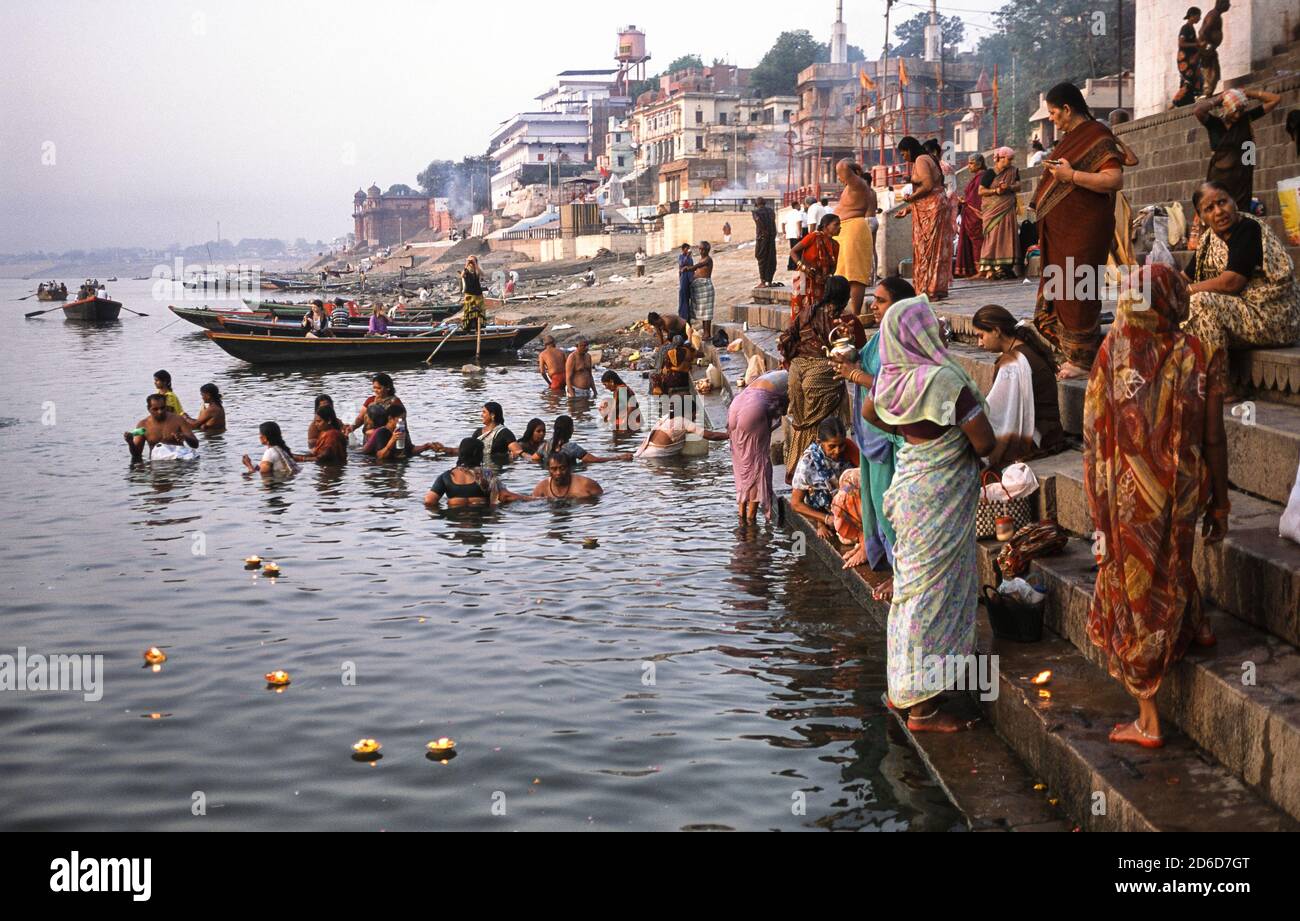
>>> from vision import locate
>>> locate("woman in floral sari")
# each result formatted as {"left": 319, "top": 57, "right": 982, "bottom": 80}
{"left": 954, "top": 154, "right": 988, "bottom": 278}
{"left": 894, "top": 136, "right": 953, "bottom": 300}
{"left": 977, "top": 147, "right": 1020, "bottom": 279}
{"left": 1031, "top": 82, "right": 1125, "bottom": 380}
{"left": 789, "top": 213, "right": 841, "bottom": 321}
{"left": 1084, "top": 264, "right": 1228, "bottom": 748}
{"left": 861, "top": 297, "right": 995, "bottom": 731}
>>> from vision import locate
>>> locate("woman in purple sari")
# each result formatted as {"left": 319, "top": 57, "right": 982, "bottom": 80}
{"left": 954, "top": 154, "right": 989, "bottom": 278}
{"left": 727, "top": 370, "right": 789, "bottom": 520}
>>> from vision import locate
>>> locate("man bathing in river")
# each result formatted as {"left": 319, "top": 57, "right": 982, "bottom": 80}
{"left": 834, "top": 159, "right": 877, "bottom": 315}
{"left": 124, "top": 394, "right": 198, "bottom": 460}
{"left": 647, "top": 311, "right": 689, "bottom": 345}
{"left": 531, "top": 453, "right": 603, "bottom": 499}
{"left": 537, "top": 335, "right": 567, "bottom": 391}
{"left": 566, "top": 338, "right": 596, "bottom": 398}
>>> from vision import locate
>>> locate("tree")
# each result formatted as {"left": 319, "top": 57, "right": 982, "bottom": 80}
{"left": 892, "top": 12, "right": 965, "bottom": 58}
{"left": 666, "top": 54, "right": 704, "bottom": 75}
{"left": 977, "top": 0, "right": 1135, "bottom": 146}
{"left": 750, "top": 30, "right": 824, "bottom": 98}
{"left": 385, "top": 183, "right": 417, "bottom": 196}
{"left": 416, "top": 157, "right": 491, "bottom": 216}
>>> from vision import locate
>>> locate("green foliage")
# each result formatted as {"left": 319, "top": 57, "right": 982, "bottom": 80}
{"left": 977, "top": 0, "right": 1135, "bottom": 146}
{"left": 750, "top": 30, "right": 825, "bottom": 98}
{"left": 666, "top": 54, "right": 704, "bottom": 75}
{"left": 892, "top": 12, "right": 965, "bottom": 58}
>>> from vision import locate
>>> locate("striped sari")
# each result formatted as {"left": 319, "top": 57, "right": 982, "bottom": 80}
{"left": 978, "top": 166, "right": 1019, "bottom": 273}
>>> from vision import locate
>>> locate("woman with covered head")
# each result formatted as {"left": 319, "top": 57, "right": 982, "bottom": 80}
{"left": 954, "top": 153, "right": 989, "bottom": 279}
{"left": 1084, "top": 264, "right": 1228, "bottom": 748}
{"left": 861, "top": 296, "right": 995, "bottom": 731}
{"left": 976, "top": 147, "right": 1020, "bottom": 279}
{"left": 780, "top": 275, "right": 852, "bottom": 481}
{"left": 1185, "top": 180, "right": 1300, "bottom": 368}
{"left": 1030, "top": 82, "right": 1126, "bottom": 380}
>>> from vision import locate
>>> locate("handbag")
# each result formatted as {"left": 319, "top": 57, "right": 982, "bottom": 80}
{"left": 976, "top": 469, "right": 1035, "bottom": 540}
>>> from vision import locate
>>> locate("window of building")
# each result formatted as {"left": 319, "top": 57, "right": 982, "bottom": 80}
{"left": 719, "top": 112, "right": 727, "bottom": 125}
{"left": 695, "top": 109, "right": 703, "bottom": 124}
{"left": 695, "top": 135, "right": 704, "bottom": 150}
{"left": 750, "top": 111, "right": 760, "bottom": 123}
{"left": 617, "top": 156, "right": 625, "bottom": 167}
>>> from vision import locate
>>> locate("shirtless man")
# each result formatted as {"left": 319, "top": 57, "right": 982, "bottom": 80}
{"left": 646, "top": 311, "right": 688, "bottom": 345}
{"left": 1198, "top": 0, "right": 1230, "bottom": 97}
{"left": 690, "top": 241, "right": 716, "bottom": 338}
{"left": 834, "top": 159, "right": 878, "bottom": 315}
{"left": 566, "top": 338, "right": 596, "bottom": 398}
{"left": 124, "top": 393, "right": 198, "bottom": 461}
{"left": 531, "top": 453, "right": 603, "bottom": 499}
{"left": 537, "top": 335, "right": 567, "bottom": 391}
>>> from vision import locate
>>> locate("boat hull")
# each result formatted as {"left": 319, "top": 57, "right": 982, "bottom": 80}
{"left": 217, "top": 315, "right": 458, "bottom": 338}
{"left": 204, "top": 326, "right": 544, "bottom": 364}
{"left": 37, "top": 291, "right": 68, "bottom": 302}
{"left": 62, "top": 297, "right": 122, "bottom": 321}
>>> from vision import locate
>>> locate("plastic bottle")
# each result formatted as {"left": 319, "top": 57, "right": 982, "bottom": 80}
{"left": 395, "top": 419, "right": 406, "bottom": 452}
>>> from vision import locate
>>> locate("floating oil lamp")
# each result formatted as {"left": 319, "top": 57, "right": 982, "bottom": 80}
{"left": 244, "top": 556, "right": 263, "bottom": 570}
{"left": 352, "top": 739, "right": 382, "bottom": 761}
{"left": 582, "top": 538, "right": 599, "bottom": 549}
{"left": 143, "top": 647, "right": 167, "bottom": 666}
{"left": 262, "top": 563, "right": 281, "bottom": 577}
{"left": 1030, "top": 670, "right": 1052, "bottom": 686}
{"left": 426, "top": 737, "right": 456, "bottom": 756}
{"left": 1038, "top": 689, "right": 1052, "bottom": 699}
{"left": 264, "top": 670, "right": 291, "bottom": 688}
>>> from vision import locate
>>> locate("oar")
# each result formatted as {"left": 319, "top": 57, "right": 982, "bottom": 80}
{"left": 119, "top": 305, "right": 150, "bottom": 317}
{"left": 24, "top": 304, "right": 65, "bottom": 319}
{"left": 423, "top": 324, "right": 460, "bottom": 364}
{"left": 16, "top": 291, "right": 39, "bottom": 301}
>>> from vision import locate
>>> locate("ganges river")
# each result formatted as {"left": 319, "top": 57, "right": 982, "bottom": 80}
{"left": 0, "top": 277, "right": 960, "bottom": 831}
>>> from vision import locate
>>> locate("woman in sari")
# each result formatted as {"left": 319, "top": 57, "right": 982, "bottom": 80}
{"left": 727, "top": 370, "right": 789, "bottom": 520}
{"left": 971, "top": 304, "right": 1065, "bottom": 467}
{"left": 1185, "top": 182, "right": 1300, "bottom": 369}
{"left": 789, "top": 213, "right": 842, "bottom": 321}
{"left": 861, "top": 296, "right": 995, "bottom": 731}
{"left": 1171, "top": 7, "right": 1204, "bottom": 107}
{"left": 894, "top": 136, "right": 953, "bottom": 300}
{"left": 976, "top": 147, "right": 1020, "bottom": 279}
{"left": 830, "top": 275, "right": 913, "bottom": 596}
{"left": 1031, "top": 82, "right": 1125, "bottom": 380}
{"left": 954, "top": 155, "right": 988, "bottom": 279}
{"left": 789, "top": 417, "right": 852, "bottom": 541}
{"left": 296, "top": 405, "right": 348, "bottom": 465}
{"left": 1084, "top": 264, "right": 1228, "bottom": 748}
{"left": 780, "top": 276, "right": 851, "bottom": 480}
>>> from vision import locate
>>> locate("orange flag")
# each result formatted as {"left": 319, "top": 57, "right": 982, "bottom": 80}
{"left": 898, "top": 58, "right": 909, "bottom": 86}
{"left": 859, "top": 68, "right": 875, "bottom": 90}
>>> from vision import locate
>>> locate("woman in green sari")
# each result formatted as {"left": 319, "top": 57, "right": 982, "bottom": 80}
{"left": 831, "top": 276, "right": 915, "bottom": 600}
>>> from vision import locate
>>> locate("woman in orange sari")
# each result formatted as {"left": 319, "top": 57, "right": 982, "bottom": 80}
{"left": 1084, "top": 264, "right": 1228, "bottom": 749}
{"left": 789, "top": 213, "right": 841, "bottom": 321}
{"left": 954, "top": 154, "right": 988, "bottom": 278}
{"left": 1031, "top": 83, "right": 1125, "bottom": 380}
{"left": 894, "top": 136, "right": 952, "bottom": 301}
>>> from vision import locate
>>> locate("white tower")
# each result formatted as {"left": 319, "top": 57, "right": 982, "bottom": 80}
{"left": 830, "top": 0, "right": 848, "bottom": 65}
{"left": 923, "top": 0, "right": 941, "bottom": 62}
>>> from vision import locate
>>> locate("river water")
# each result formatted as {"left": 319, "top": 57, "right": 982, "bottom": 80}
{"left": 0, "top": 277, "right": 959, "bottom": 831}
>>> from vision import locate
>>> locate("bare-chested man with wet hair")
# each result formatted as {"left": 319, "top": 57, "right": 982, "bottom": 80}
{"left": 124, "top": 393, "right": 198, "bottom": 460}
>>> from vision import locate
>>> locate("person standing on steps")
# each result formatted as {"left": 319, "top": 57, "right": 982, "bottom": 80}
{"left": 690, "top": 241, "right": 716, "bottom": 339}
{"left": 833, "top": 159, "right": 877, "bottom": 315}
{"left": 1197, "top": 0, "right": 1230, "bottom": 98}
{"left": 676, "top": 243, "right": 695, "bottom": 324}
{"left": 1172, "top": 7, "right": 1205, "bottom": 107}
{"left": 752, "top": 197, "right": 778, "bottom": 287}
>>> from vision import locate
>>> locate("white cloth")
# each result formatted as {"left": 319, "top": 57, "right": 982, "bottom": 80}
{"left": 260, "top": 445, "right": 300, "bottom": 476}
{"left": 635, "top": 416, "right": 705, "bottom": 458}
{"left": 149, "top": 443, "right": 198, "bottom": 461}
{"left": 1028, "top": 150, "right": 1046, "bottom": 167}
{"left": 806, "top": 202, "right": 827, "bottom": 228}
{"left": 986, "top": 352, "right": 1038, "bottom": 446}
{"left": 1282, "top": 458, "right": 1300, "bottom": 544}
{"left": 781, "top": 209, "right": 806, "bottom": 239}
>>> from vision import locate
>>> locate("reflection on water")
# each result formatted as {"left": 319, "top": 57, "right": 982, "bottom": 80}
{"left": 0, "top": 277, "right": 959, "bottom": 831}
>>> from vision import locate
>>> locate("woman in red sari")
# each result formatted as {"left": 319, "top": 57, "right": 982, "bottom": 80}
{"left": 789, "top": 214, "right": 841, "bottom": 321}
{"left": 954, "top": 154, "right": 988, "bottom": 278}
{"left": 894, "top": 136, "right": 953, "bottom": 301}
{"left": 1084, "top": 264, "right": 1227, "bottom": 748}
{"left": 1031, "top": 82, "right": 1125, "bottom": 380}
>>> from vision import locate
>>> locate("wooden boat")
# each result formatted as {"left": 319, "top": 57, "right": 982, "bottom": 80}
{"left": 215, "top": 313, "right": 456, "bottom": 338}
{"left": 204, "top": 324, "right": 544, "bottom": 365}
{"left": 168, "top": 305, "right": 273, "bottom": 330}
{"left": 37, "top": 285, "right": 68, "bottom": 302}
{"left": 62, "top": 296, "right": 122, "bottom": 321}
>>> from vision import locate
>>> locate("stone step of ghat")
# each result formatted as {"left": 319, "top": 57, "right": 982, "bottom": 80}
{"left": 973, "top": 536, "right": 1300, "bottom": 826}
{"left": 1030, "top": 450, "right": 1300, "bottom": 653}
{"left": 780, "top": 495, "right": 1297, "bottom": 831}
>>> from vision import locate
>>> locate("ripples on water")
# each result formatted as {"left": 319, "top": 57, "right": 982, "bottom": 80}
{"left": 0, "top": 279, "right": 960, "bottom": 831}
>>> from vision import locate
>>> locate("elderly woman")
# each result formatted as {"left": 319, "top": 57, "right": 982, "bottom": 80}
{"left": 955, "top": 154, "right": 989, "bottom": 279}
{"left": 1085, "top": 264, "right": 1228, "bottom": 748}
{"left": 779, "top": 275, "right": 852, "bottom": 480}
{"left": 976, "top": 147, "right": 1021, "bottom": 279}
{"left": 1185, "top": 180, "right": 1300, "bottom": 368}
{"left": 1031, "top": 82, "right": 1125, "bottom": 380}
{"left": 861, "top": 296, "right": 995, "bottom": 731}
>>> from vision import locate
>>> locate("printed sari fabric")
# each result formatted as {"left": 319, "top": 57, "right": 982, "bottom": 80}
{"left": 784, "top": 355, "right": 848, "bottom": 472}
{"left": 854, "top": 331, "right": 902, "bottom": 569}
{"left": 790, "top": 230, "right": 839, "bottom": 320}
{"left": 1084, "top": 264, "right": 1221, "bottom": 699}
{"left": 954, "top": 170, "right": 987, "bottom": 278}
{"left": 979, "top": 166, "right": 1019, "bottom": 273}
{"left": 884, "top": 426, "right": 981, "bottom": 709}
{"left": 1032, "top": 120, "right": 1123, "bottom": 370}
{"left": 872, "top": 296, "right": 988, "bottom": 428}
{"left": 910, "top": 158, "right": 954, "bottom": 299}
{"left": 1172, "top": 22, "right": 1202, "bottom": 107}
{"left": 791, "top": 440, "right": 848, "bottom": 512}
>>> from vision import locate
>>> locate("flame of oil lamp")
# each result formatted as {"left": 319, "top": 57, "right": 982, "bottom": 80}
{"left": 244, "top": 556, "right": 263, "bottom": 569}
{"left": 352, "top": 739, "right": 381, "bottom": 755}
{"left": 426, "top": 737, "right": 456, "bottom": 755}
{"left": 1038, "top": 689, "right": 1052, "bottom": 699}
{"left": 143, "top": 647, "right": 167, "bottom": 665}
{"left": 1030, "top": 670, "right": 1052, "bottom": 685}
{"left": 265, "top": 670, "right": 291, "bottom": 687}
{"left": 263, "top": 563, "right": 281, "bottom": 576}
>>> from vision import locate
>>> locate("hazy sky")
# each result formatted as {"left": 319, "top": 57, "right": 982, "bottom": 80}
{"left": 0, "top": 0, "right": 1003, "bottom": 251}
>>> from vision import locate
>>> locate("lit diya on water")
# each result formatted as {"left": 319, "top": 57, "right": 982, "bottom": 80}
{"left": 1030, "top": 670, "right": 1053, "bottom": 686}
{"left": 264, "top": 670, "right": 291, "bottom": 687}
{"left": 352, "top": 739, "right": 382, "bottom": 756}
{"left": 582, "top": 538, "right": 599, "bottom": 549}
{"left": 143, "top": 647, "right": 167, "bottom": 666}
{"left": 262, "top": 563, "right": 281, "bottom": 577}
{"left": 244, "top": 556, "right": 262, "bottom": 570}
{"left": 426, "top": 737, "right": 457, "bottom": 756}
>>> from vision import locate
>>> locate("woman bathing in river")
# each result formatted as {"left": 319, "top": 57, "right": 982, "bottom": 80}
{"left": 242, "top": 421, "right": 301, "bottom": 477}
{"left": 184, "top": 383, "right": 225, "bottom": 433}
{"left": 424, "top": 438, "right": 527, "bottom": 508}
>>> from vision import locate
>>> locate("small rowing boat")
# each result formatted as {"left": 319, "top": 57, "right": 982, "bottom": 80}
{"left": 215, "top": 313, "right": 459, "bottom": 338}
{"left": 204, "top": 324, "right": 544, "bottom": 365}
{"left": 63, "top": 296, "right": 123, "bottom": 322}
